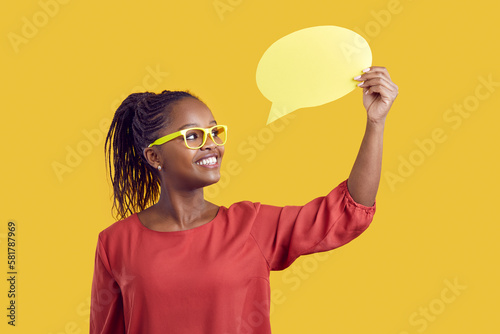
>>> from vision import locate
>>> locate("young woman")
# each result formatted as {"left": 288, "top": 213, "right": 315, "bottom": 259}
{"left": 90, "top": 66, "right": 398, "bottom": 333}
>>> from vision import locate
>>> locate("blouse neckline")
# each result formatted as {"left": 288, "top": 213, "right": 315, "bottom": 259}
{"left": 132, "top": 206, "right": 225, "bottom": 234}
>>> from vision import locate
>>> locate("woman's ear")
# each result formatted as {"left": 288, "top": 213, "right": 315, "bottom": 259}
{"left": 143, "top": 147, "right": 161, "bottom": 169}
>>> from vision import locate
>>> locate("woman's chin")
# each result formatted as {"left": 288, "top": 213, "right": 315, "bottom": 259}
{"left": 197, "top": 172, "right": 221, "bottom": 190}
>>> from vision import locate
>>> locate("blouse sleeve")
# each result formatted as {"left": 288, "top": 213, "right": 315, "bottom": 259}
{"left": 90, "top": 234, "right": 126, "bottom": 334}
{"left": 250, "top": 179, "right": 376, "bottom": 271}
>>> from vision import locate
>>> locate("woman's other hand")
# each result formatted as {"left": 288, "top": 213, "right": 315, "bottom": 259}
{"left": 354, "top": 66, "right": 399, "bottom": 124}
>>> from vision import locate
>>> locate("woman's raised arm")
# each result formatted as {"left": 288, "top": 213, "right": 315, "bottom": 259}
{"left": 348, "top": 66, "right": 399, "bottom": 206}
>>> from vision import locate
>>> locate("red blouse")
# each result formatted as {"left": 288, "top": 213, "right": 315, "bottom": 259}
{"left": 90, "top": 179, "right": 376, "bottom": 334}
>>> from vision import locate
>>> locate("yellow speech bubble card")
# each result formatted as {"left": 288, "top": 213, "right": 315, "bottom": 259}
{"left": 256, "top": 26, "right": 372, "bottom": 124}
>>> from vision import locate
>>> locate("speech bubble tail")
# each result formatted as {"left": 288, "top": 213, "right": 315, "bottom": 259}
{"left": 266, "top": 104, "right": 294, "bottom": 125}
{"left": 266, "top": 112, "right": 279, "bottom": 125}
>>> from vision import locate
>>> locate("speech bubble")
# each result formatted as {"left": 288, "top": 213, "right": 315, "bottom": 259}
{"left": 256, "top": 25, "right": 372, "bottom": 124}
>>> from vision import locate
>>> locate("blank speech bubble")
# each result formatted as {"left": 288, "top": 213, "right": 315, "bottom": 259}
{"left": 256, "top": 26, "right": 372, "bottom": 124}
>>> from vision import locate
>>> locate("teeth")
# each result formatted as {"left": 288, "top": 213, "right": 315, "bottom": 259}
{"left": 196, "top": 156, "right": 217, "bottom": 165}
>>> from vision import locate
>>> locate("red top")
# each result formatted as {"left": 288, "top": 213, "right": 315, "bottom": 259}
{"left": 90, "top": 179, "right": 376, "bottom": 334}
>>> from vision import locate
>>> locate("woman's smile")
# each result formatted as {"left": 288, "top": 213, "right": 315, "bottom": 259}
{"left": 194, "top": 153, "right": 220, "bottom": 168}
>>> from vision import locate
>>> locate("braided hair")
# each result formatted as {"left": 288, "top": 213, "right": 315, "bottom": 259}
{"left": 105, "top": 90, "right": 200, "bottom": 220}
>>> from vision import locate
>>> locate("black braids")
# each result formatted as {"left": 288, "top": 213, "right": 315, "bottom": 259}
{"left": 104, "top": 90, "right": 200, "bottom": 220}
{"left": 105, "top": 93, "right": 142, "bottom": 220}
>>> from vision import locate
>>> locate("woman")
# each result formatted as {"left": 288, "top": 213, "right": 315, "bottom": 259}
{"left": 90, "top": 66, "right": 398, "bottom": 333}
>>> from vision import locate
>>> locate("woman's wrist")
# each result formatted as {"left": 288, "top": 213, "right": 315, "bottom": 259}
{"left": 367, "top": 116, "right": 386, "bottom": 129}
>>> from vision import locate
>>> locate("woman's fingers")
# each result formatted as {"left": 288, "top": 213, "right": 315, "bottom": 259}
{"left": 364, "top": 66, "right": 392, "bottom": 80}
{"left": 355, "top": 66, "right": 393, "bottom": 83}
{"left": 355, "top": 66, "right": 399, "bottom": 95}
{"left": 364, "top": 84, "right": 393, "bottom": 100}
{"left": 357, "top": 76, "right": 394, "bottom": 91}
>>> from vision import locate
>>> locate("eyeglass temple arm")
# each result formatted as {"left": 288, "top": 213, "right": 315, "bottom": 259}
{"left": 148, "top": 130, "right": 183, "bottom": 147}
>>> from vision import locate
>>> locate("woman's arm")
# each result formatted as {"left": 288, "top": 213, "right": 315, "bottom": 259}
{"left": 348, "top": 66, "right": 399, "bottom": 206}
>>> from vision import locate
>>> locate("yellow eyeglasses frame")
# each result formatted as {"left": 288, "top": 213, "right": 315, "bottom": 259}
{"left": 147, "top": 125, "right": 228, "bottom": 150}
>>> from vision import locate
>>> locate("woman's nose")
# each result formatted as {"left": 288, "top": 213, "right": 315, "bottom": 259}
{"left": 201, "top": 135, "right": 217, "bottom": 149}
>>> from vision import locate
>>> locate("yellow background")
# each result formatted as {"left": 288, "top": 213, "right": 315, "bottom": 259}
{"left": 1, "top": 0, "right": 499, "bottom": 333}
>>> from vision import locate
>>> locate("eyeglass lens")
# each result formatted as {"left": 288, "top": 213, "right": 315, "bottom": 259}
{"left": 184, "top": 126, "right": 226, "bottom": 149}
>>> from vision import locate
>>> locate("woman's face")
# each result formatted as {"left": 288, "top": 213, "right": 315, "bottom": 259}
{"left": 151, "top": 97, "right": 225, "bottom": 191}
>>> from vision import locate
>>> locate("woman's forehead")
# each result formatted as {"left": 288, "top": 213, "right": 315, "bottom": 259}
{"left": 165, "top": 98, "right": 216, "bottom": 130}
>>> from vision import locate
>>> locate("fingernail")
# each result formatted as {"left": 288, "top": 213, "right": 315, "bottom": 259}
{"left": 357, "top": 82, "right": 363, "bottom": 87}
{"left": 362, "top": 67, "right": 370, "bottom": 73}
{"left": 364, "top": 90, "right": 369, "bottom": 95}
{"left": 354, "top": 75, "right": 362, "bottom": 80}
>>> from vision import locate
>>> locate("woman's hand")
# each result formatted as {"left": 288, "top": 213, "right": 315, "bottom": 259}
{"left": 354, "top": 66, "right": 398, "bottom": 124}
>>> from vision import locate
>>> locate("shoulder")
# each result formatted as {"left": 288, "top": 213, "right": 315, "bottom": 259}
{"left": 98, "top": 213, "right": 139, "bottom": 246}
{"left": 223, "top": 199, "right": 263, "bottom": 217}
{"left": 221, "top": 199, "right": 288, "bottom": 226}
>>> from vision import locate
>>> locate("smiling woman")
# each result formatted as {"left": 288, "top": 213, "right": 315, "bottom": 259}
{"left": 90, "top": 67, "right": 398, "bottom": 334}
{"left": 103, "top": 90, "right": 201, "bottom": 221}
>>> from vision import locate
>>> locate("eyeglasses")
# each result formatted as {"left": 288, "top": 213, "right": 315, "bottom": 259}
{"left": 148, "top": 125, "right": 228, "bottom": 150}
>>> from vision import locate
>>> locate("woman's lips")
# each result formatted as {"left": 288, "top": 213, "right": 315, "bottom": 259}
{"left": 194, "top": 156, "right": 219, "bottom": 168}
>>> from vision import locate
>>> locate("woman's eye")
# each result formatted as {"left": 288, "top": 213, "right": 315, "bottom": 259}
{"left": 186, "top": 133, "right": 199, "bottom": 140}
{"left": 211, "top": 130, "right": 219, "bottom": 137}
